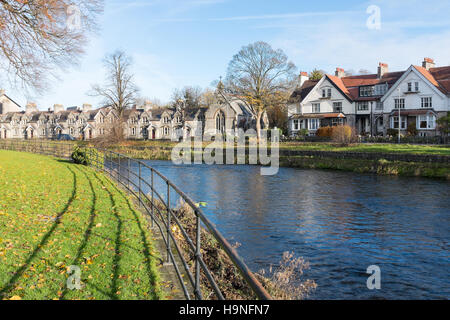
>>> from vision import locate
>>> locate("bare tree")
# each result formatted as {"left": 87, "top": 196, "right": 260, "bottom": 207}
{"left": 91, "top": 50, "right": 139, "bottom": 117}
{"left": 0, "top": 0, "right": 103, "bottom": 91}
{"left": 226, "top": 41, "right": 297, "bottom": 140}
{"left": 171, "top": 86, "right": 203, "bottom": 109}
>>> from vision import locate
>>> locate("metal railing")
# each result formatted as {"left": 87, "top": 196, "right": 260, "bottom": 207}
{"left": 0, "top": 140, "right": 272, "bottom": 300}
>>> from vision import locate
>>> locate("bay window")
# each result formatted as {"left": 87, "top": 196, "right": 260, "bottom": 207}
{"left": 416, "top": 115, "right": 436, "bottom": 130}
{"left": 309, "top": 119, "right": 320, "bottom": 130}
{"left": 390, "top": 116, "right": 407, "bottom": 130}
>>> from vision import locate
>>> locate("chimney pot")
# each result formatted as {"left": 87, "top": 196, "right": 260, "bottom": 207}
{"left": 53, "top": 104, "right": 64, "bottom": 113}
{"left": 299, "top": 71, "right": 310, "bottom": 87}
{"left": 422, "top": 57, "right": 435, "bottom": 70}
{"left": 378, "top": 62, "right": 389, "bottom": 78}
{"left": 335, "top": 68, "right": 345, "bottom": 78}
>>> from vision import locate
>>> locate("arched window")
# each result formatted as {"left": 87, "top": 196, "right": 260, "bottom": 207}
{"left": 215, "top": 110, "right": 225, "bottom": 134}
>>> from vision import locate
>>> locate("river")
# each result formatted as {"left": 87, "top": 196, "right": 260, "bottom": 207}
{"left": 132, "top": 160, "right": 449, "bottom": 300}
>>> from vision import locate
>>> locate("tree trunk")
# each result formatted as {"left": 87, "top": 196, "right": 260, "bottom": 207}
{"left": 256, "top": 110, "right": 263, "bottom": 141}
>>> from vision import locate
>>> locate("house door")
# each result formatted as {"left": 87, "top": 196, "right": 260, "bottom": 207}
{"left": 152, "top": 128, "right": 156, "bottom": 140}
{"left": 89, "top": 129, "right": 92, "bottom": 140}
{"left": 30, "top": 129, "right": 34, "bottom": 139}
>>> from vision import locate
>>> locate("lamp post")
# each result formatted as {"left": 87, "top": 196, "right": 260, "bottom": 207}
{"left": 397, "top": 88, "right": 401, "bottom": 144}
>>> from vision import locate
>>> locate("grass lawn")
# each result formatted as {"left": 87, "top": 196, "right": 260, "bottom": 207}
{"left": 111, "top": 140, "right": 450, "bottom": 156}
{"left": 279, "top": 143, "right": 450, "bottom": 156}
{"left": 0, "top": 150, "right": 163, "bottom": 300}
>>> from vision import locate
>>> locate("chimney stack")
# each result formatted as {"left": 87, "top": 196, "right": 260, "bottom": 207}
{"left": 82, "top": 103, "right": 92, "bottom": 112}
{"left": 25, "top": 102, "right": 38, "bottom": 114}
{"left": 299, "top": 72, "right": 309, "bottom": 87}
{"left": 335, "top": 68, "right": 345, "bottom": 78}
{"left": 0, "top": 89, "right": 5, "bottom": 96}
{"left": 378, "top": 63, "right": 389, "bottom": 78}
{"left": 53, "top": 104, "right": 64, "bottom": 113}
{"left": 422, "top": 57, "right": 435, "bottom": 70}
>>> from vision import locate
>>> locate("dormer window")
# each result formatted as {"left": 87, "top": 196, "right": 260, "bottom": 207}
{"left": 163, "top": 116, "right": 170, "bottom": 124}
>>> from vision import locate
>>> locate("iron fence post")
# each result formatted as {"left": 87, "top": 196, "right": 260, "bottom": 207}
{"left": 166, "top": 181, "right": 171, "bottom": 264}
{"left": 138, "top": 162, "right": 142, "bottom": 208}
{"left": 151, "top": 169, "right": 154, "bottom": 228}
{"left": 127, "top": 158, "right": 130, "bottom": 194}
{"left": 195, "top": 213, "right": 201, "bottom": 299}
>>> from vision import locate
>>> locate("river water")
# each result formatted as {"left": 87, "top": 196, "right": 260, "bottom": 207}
{"left": 135, "top": 160, "right": 449, "bottom": 300}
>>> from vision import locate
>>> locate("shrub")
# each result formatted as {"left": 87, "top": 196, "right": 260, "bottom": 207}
{"left": 407, "top": 123, "right": 418, "bottom": 136}
{"left": 316, "top": 126, "right": 333, "bottom": 137}
{"left": 71, "top": 147, "right": 89, "bottom": 165}
{"left": 331, "top": 125, "right": 356, "bottom": 146}
{"left": 71, "top": 147, "right": 104, "bottom": 167}
{"left": 387, "top": 128, "right": 399, "bottom": 137}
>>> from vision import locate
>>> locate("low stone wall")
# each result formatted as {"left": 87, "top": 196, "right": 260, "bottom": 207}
{"left": 280, "top": 150, "right": 450, "bottom": 164}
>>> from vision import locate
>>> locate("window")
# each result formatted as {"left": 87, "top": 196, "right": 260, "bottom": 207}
{"left": 374, "top": 84, "right": 388, "bottom": 96}
{"left": 417, "top": 115, "right": 436, "bottom": 130}
{"left": 143, "top": 117, "right": 148, "bottom": 124}
{"left": 163, "top": 127, "right": 170, "bottom": 136}
{"left": 407, "top": 82, "right": 412, "bottom": 92}
{"left": 394, "top": 98, "right": 405, "bottom": 109}
{"left": 421, "top": 97, "right": 432, "bottom": 108}
{"left": 376, "top": 101, "right": 383, "bottom": 110}
{"left": 163, "top": 116, "right": 170, "bottom": 124}
{"left": 415, "top": 82, "right": 419, "bottom": 92}
{"left": 390, "top": 116, "right": 407, "bottom": 129}
{"left": 378, "top": 117, "right": 384, "bottom": 126}
{"left": 327, "top": 88, "right": 332, "bottom": 98}
{"left": 333, "top": 102, "right": 343, "bottom": 113}
{"left": 216, "top": 111, "right": 225, "bottom": 133}
{"left": 70, "top": 127, "right": 74, "bottom": 135}
{"left": 322, "top": 89, "right": 326, "bottom": 98}
{"left": 131, "top": 128, "right": 136, "bottom": 136}
{"left": 312, "top": 103, "right": 320, "bottom": 113}
{"left": 308, "top": 119, "right": 320, "bottom": 130}
{"left": 360, "top": 86, "right": 374, "bottom": 97}
{"left": 41, "top": 129, "right": 46, "bottom": 135}
{"left": 357, "top": 102, "right": 369, "bottom": 111}
{"left": 293, "top": 119, "right": 299, "bottom": 130}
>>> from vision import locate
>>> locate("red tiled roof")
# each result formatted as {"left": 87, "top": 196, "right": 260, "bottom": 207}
{"left": 326, "top": 75, "right": 353, "bottom": 100}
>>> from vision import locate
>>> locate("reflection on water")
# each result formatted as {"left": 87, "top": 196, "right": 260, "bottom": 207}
{"left": 135, "top": 160, "right": 449, "bottom": 299}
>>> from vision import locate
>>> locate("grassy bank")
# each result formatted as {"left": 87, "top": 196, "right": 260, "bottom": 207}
{"left": 0, "top": 151, "right": 163, "bottom": 300}
{"left": 280, "top": 156, "right": 450, "bottom": 179}
{"left": 112, "top": 140, "right": 450, "bottom": 156}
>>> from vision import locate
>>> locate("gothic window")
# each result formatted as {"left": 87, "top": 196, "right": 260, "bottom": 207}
{"left": 215, "top": 110, "right": 225, "bottom": 134}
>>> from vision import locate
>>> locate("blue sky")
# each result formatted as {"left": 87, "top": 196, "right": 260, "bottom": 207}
{"left": 6, "top": 0, "right": 450, "bottom": 109}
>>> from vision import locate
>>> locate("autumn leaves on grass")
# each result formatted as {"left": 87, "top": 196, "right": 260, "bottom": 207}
{"left": 0, "top": 150, "right": 163, "bottom": 300}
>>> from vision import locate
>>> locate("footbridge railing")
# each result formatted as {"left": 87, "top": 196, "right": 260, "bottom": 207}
{"left": 0, "top": 140, "right": 272, "bottom": 300}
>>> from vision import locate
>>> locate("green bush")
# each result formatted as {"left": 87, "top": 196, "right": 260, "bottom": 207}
{"left": 71, "top": 147, "right": 105, "bottom": 167}
{"left": 407, "top": 123, "right": 418, "bottom": 136}
{"left": 71, "top": 147, "right": 89, "bottom": 165}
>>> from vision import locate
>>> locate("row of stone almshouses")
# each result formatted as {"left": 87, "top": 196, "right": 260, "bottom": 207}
{"left": 0, "top": 89, "right": 264, "bottom": 141}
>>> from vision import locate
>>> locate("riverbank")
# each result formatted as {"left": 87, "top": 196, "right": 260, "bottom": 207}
{"left": 0, "top": 151, "right": 164, "bottom": 300}
{"left": 110, "top": 143, "right": 450, "bottom": 180}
